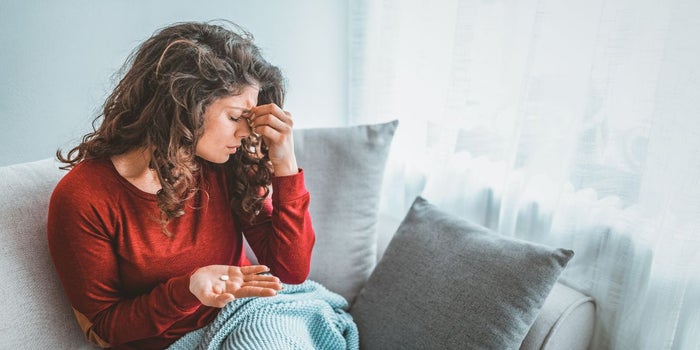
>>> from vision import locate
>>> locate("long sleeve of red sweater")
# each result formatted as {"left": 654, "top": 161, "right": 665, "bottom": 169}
{"left": 47, "top": 159, "right": 315, "bottom": 349}
{"left": 242, "top": 171, "right": 316, "bottom": 284}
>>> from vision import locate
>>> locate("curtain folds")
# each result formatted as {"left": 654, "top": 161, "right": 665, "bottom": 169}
{"left": 349, "top": 0, "right": 700, "bottom": 349}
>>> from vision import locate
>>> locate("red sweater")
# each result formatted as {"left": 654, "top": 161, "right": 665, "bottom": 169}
{"left": 47, "top": 158, "right": 315, "bottom": 349}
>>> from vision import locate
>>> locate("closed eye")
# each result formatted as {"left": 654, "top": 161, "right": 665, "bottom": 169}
{"left": 227, "top": 108, "right": 252, "bottom": 123}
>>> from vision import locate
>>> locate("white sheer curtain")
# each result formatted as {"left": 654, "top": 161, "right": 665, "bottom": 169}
{"left": 348, "top": 0, "right": 700, "bottom": 349}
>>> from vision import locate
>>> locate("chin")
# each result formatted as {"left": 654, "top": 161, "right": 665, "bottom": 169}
{"left": 212, "top": 156, "right": 230, "bottom": 164}
{"left": 198, "top": 154, "right": 231, "bottom": 164}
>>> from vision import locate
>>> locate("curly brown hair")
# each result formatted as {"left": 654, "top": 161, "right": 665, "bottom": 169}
{"left": 57, "top": 21, "right": 284, "bottom": 235}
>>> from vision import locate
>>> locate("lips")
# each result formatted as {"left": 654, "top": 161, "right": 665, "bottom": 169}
{"left": 227, "top": 146, "right": 239, "bottom": 153}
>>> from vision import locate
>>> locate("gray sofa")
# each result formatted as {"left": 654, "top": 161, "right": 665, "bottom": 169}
{"left": 0, "top": 122, "right": 595, "bottom": 349}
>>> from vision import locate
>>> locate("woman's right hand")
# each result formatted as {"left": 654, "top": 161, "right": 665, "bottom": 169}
{"left": 189, "top": 264, "right": 283, "bottom": 308}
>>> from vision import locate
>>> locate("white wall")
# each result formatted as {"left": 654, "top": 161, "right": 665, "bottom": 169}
{"left": 0, "top": 0, "right": 348, "bottom": 166}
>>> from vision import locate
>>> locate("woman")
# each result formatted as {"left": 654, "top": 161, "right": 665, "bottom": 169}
{"left": 47, "top": 21, "right": 315, "bottom": 349}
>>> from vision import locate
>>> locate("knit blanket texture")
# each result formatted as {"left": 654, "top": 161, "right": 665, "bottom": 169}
{"left": 167, "top": 280, "right": 359, "bottom": 350}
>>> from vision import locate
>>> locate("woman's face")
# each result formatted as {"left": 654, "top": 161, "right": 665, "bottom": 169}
{"left": 195, "top": 85, "right": 258, "bottom": 163}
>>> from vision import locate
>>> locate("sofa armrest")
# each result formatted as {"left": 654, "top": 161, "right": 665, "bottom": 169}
{"left": 520, "top": 282, "right": 596, "bottom": 350}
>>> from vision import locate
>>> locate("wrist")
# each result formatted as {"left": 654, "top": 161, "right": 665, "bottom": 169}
{"left": 271, "top": 158, "right": 299, "bottom": 177}
{"left": 171, "top": 271, "right": 201, "bottom": 312}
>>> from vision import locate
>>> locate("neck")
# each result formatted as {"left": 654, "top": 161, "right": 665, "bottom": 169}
{"left": 111, "top": 147, "right": 152, "bottom": 176}
{"left": 111, "top": 148, "right": 161, "bottom": 194}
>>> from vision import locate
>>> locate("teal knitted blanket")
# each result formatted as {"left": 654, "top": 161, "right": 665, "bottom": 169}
{"left": 168, "top": 280, "right": 359, "bottom": 350}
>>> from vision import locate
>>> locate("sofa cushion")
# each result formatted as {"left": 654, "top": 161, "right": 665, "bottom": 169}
{"left": 350, "top": 196, "right": 574, "bottom": 349}
{"left": 520, "top": 283, "right": 596, "bottom": 350}
{"left": 0, "top": 158, "right": 97, "bottom": 349}
{"left": 292, "top": 120, "right": 398, "bottom": 303}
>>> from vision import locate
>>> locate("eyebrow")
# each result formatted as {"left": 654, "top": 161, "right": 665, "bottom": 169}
{"left": 226, "top": 106, "right": 250, "bottom": 111}
{"left": 225, "top": 106, "right": 253, "bottom": 115}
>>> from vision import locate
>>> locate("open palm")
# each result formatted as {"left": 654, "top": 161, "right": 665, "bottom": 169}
{"left": 189, "top": 264, "right": 283, "bottom": 308}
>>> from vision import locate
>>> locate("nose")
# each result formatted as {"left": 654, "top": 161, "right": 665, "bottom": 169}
{"left": 235, "top": 118, "right": 252, "bottom": 139}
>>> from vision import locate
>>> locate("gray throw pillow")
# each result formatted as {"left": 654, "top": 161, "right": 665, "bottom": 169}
{"left": 294, "top": 120, "right": 398, "bottom": 304}
{"left": 351, "top": 196, "right": 574, "bottom": 350}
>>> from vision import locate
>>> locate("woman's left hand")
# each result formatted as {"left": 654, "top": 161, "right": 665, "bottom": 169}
{"left": 248, "top": 103, "right": 299, "bottom": 176}
{"left": 189, "top": 264, "right": 283, "bottom": 308}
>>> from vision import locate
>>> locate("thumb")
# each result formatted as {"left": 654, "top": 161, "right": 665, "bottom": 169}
{"left": 213, "top": 293, "right": 235, "bottom": 308}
